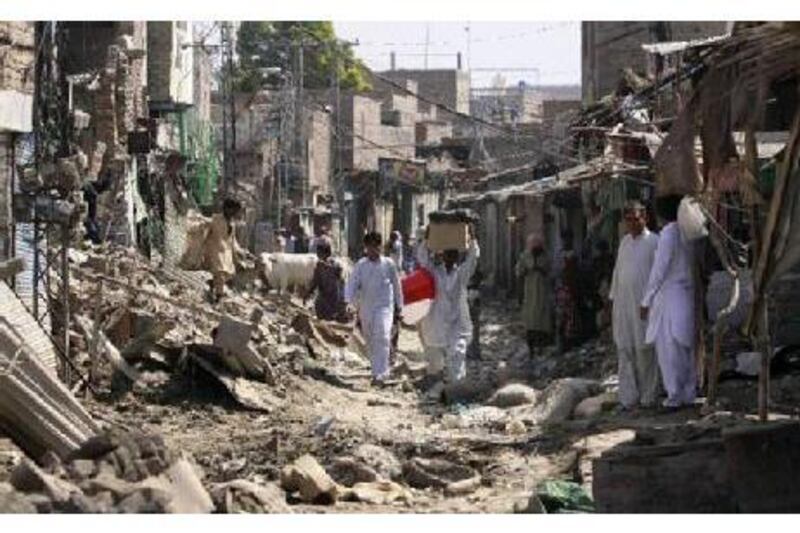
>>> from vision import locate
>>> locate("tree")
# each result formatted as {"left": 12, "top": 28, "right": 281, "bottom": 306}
{"left": 236, "top": 21, "right": 370, "bottom": 93}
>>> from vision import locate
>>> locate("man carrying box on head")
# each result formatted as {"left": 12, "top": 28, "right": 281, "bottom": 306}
{"left": 417, "top": 219, "right": 480, "bottom": 402}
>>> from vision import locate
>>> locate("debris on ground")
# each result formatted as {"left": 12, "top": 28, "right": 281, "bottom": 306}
{"left": 5, "top": 429, "right": 212, "bottom": 513}
{"left": 280, "top": 454, "right": 340, "bottom": 505}
{"left": 210, "top": 479, "right": 292, "bottom": 513}
{"left": 402, "top": 457, "right": 481, "bottom": 495}
{"left": 573, "top": 392, "right": 618, "bottom": 419}
{"left": 0, "top": 241, "right": 794, "bottom": 515}
{"left": 536, "top": 480, "right": 595, "bottom": 513}
{"left": 487, "top": 383, "right": 538, "bottom": 408}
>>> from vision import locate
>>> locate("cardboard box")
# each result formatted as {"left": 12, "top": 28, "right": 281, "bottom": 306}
{"left": 428, "top": 222, "right": 469, "bottom": 252}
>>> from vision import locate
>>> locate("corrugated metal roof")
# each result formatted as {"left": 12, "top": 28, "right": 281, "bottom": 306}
{"left": 0, "top": 281, "right": 58, "bottom": 373}
{"left": 449, "top": 156, "right": 628, "bottom": 204}
{"left": 641, "top": 34, "right": 730, "bottom": 55}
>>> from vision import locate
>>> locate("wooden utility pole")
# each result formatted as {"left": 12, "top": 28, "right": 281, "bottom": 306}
{"left": 220, "top": 22, "right": 229, "bottom": 198}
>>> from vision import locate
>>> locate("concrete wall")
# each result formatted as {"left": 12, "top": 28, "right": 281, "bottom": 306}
{"left": 410, "top": 190, "right": 440, "bottom": 232}
{"left": 379, "top": 69, "right": 471, "bottom": 115}
{"left": 147, "top": 21, "right": 194, "bottom": 105}
{"left": 0, "top": 22, "right": 34, "bottom": 94}
{"left": 471, "top": 87, "right": 543, "bottom": 125}
{"left": 192, "top": 44, "right": 212, "bottom": 123}
{"left": 341, "top": 94, "right": 415, "bottom": 172}
{"left": 0, "top": 134, "right": 10, "bottom": 258}
{"left": 0, "top": 22, "right": 34, "bottom": 133}
{"left": 416, "top": 121, "right": 453, "bottom": 146}
{"left": 307, "top": 109, "right": 331, "bottom": 197}
{"left": 581, "top": 21, "right": 729, "bottom": 105}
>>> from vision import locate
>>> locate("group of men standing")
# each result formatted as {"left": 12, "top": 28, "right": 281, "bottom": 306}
{"left": 516, "top": 195, "right": 697, "bottom": 411}
{"left": 610, "top": 196, "right": 696, "bottom": 410}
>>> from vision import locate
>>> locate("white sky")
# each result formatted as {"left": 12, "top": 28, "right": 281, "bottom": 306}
{"left": 334, "top": 21, "right": 581, "bottom": 87}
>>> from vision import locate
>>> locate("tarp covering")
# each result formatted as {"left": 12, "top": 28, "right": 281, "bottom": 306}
{"left": 761, "top": 126, "right": 800, "bottom": 291}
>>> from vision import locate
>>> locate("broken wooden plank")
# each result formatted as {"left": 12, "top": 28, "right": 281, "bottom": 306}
{"left": 74, "top": 314, "right": 140, "bottom": 383}
{"left": 187, "top": 351, "right": 279, "bottom": 412}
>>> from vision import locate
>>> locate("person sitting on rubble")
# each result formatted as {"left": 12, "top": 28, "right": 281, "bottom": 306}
{"left": 417, "top": 224, "right": 480, "bottom": 402}
{"left": 204, "top": 198, "right": 245, "bottom": 303}
{"left": 345, "top": 232, "right": 404, "bottom": 386}
{"left": 304, "top": 238, "right": 347, "bottom": 323}
{"left": 515, "top": 233, "right": 553, "bottom": 358}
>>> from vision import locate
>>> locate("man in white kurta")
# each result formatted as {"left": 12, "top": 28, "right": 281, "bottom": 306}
{"left": 641, "top": 201, "right": 696, "bottom": 408}
{"left": 345, "top": 232, "right": 404, "bottom": 383}
{"left": 417, "top": 233, "right": 480, "bottom": 386}
{"left": 609, "top": 203, "right": 660, "bottom": 408}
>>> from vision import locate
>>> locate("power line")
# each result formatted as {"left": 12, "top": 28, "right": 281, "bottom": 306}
{"left": 346, "top": 22, "right": 576, "bottom": 48}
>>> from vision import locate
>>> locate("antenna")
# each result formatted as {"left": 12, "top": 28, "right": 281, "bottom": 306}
{"left": 465, "top": 23, "right": 471, "bottom": 71}
{"left": 424, "top": 24, "right": 430, "bottom": 70}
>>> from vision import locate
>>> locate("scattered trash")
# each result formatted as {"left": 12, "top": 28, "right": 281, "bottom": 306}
{"left": 536, "top": 480, "right": 594, "bottom": 513}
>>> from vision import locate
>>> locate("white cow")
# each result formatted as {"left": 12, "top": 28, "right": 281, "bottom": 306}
{"left": 258, "top": 253, "right": 354, "bottom": 295}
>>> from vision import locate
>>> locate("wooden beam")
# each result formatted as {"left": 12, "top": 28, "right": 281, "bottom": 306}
{"left": 747, "top": 107, "right": 800, "bottom": 335}
{"left": 74, "top": 314, "right": 140, "bottom": 383}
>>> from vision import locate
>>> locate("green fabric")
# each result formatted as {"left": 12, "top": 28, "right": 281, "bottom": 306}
{"left": 536, "top": 480, "right": 595, "bottom": 513}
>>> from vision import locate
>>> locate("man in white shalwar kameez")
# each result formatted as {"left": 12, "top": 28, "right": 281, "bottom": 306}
{"left": 417, "top": 226, "right": 480, "bottom": 389}
{"left": 641, "top": 195, "right": 697, "bottom": 408}
{"left": 609, "top": 202, "right": 660, "bottom": 409}
{"left": 345, "top": 232, "right": 403, "bottom": 384}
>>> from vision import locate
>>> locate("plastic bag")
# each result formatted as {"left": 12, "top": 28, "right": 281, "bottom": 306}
{"left": 677, "top": 196, "right": 708, "bottom": 242}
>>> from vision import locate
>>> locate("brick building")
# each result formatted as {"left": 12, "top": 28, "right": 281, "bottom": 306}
{"left": 0, "top": 22, "right": 35, "bottom": 260}
{"left": 147, "top": 22, "right": 194, "bottom": 108}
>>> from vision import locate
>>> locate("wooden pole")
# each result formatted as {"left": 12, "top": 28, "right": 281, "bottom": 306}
{"left": 694, "top": 259, "right": 706, "bottom": 391}
{"left": 708, "top": 322, "right": 726, "bottom": 407}
{"left": 704, "top": 220, "right": 740, "bottom": 410}
{"left": 90, "top": 279, "right": 103, "bottom": 389}
{"left": 757, "top": 303, "right": 771, "bottom": 422}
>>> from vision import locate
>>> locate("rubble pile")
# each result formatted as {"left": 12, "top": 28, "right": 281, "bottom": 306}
{"left": 3, "top": 429, "right": 213, "bottom": 513}
{"left": 67, "top": 244, "right": 363, "bottom": 410}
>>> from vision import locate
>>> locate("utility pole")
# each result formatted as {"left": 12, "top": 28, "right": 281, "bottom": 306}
{"left": 277, "top": 69, "right": 295, "bottom": 230}
{"left": 220, "top": 22, "right": 230, "bottom": 198}
{"left": 295, "top": 42, "right": 307, "bottom": 213}
{"left": 425, "top": 24, "right": 430, "bottom": 70}
{"left": 224, "top": 22, "right": 237, "bottom": 197}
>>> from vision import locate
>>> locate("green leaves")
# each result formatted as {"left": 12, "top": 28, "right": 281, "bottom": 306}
{"left": 235, "top": 21, "right": 371, "bottom": 93}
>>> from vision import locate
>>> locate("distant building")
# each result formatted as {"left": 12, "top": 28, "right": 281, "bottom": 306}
{"left": 377, "top": 69, "right": 471, "bottom": 115}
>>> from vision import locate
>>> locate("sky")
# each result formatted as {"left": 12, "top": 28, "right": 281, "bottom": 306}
{"left": 334, "top": 21, "right": 581, "bottom": 88}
